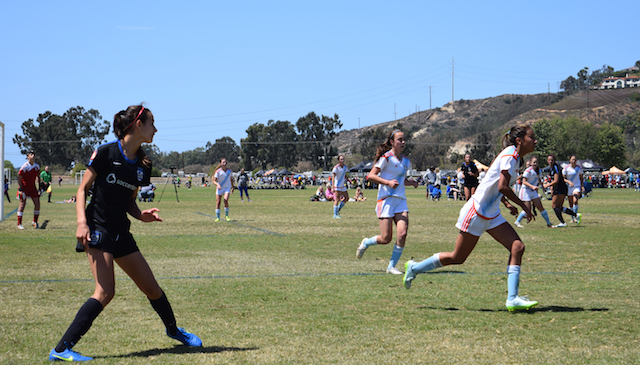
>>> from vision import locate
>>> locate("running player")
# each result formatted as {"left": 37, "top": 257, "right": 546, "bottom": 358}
{"left": 543, "top": 154, "right": 580, "bottom": 228}
{"left": 17, "top": 151, "right": 41, "bottom": 229}
{"left": 49, "top": 105, "right": 201, "bottom": 362}
{"left": 356, "top": 129, "right": 419, "bottom": 275}
{"left": 214, "top": 158, "right": 234, "bottom": 222}
{"left": 332, "top": 155, "right": 348, "bottom": 218}
{"left": 514, "top": 156, "right": 553, "bottom": 228}
{"left": 563, "top": 155, "right": 583, "bottom": 223}
{"left": 403, "top": 125, "right": 539, "bottom": 312}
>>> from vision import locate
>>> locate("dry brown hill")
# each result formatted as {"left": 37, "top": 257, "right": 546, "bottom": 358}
{"left": 334, "top": 89, "right": 640, "bottom": 156}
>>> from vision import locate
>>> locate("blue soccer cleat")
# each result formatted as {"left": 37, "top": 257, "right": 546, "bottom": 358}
{"left": 167, "top": 327, "right": 202, "bottom": 347}
{"left": 49, "top": 348, "right": 93, "bottom": 361}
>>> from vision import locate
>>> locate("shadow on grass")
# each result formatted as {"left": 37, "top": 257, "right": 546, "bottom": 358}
{"left": 38, "top": 220, "right": 50, "bottom": 229}
{"left": 418, "top": 305, "right": 609, "bottom": 313}
{"left": 97, "top": 345, "right": 259, "bottom": 359}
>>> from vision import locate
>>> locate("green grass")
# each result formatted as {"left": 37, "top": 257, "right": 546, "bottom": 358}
{"left": 1, "top": 185, "right": 639, "bottom": 364}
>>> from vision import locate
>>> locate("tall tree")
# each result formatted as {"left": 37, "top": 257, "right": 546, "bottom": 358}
{"left": 206, "top": 136, "right": 240, "bottom": 164}
{"left": 295, "top": 112, "right": 342, "bottom": 170}
{"left": 13, "top": 107, "right": 109, "bottom": 168}
{"left": 264, "top": 120, "right": 298, "bottom": 168}
{"left": 357, "top": 127, "right": 388, "bottom": 161}
{"left": 240, "top": 123, "right": 268, "bottom": 170}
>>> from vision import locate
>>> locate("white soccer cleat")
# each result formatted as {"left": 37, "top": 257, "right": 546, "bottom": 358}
{"left": 356, "top": 239, "right": 367, "bottom": 259}
{"left": 552, "top": 222, "right": 567, "bottom": 228}
{"left": 514, "top": 221, "right": 524, "bottom": 228}
{"left": 17, "top": 224, "right": 24, "bottom": 230}
{"left": 506, "top": 295, "right": 539, "bottom": 312}
{"left": 386, "top": 266, "right": 403, "bottom": 275}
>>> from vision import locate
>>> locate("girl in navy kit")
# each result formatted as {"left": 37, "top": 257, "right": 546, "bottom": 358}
{"left": 49, "top": 105, "right": 201, "bottom": 362}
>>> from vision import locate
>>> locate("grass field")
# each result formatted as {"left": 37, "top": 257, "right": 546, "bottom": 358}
{"left": 1, "top": 185, "right": 639, "bottom": 364}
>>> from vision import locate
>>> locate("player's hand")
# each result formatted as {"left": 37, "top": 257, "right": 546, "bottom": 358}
{"left": 522, "top": 205, "right": 535, "bottom": 222}
{"left": 140, "top": 208, "right": 163, "bottom": 222}
{"left": 76, "top": 223, "right": 91, "bottom": 249}
{"left": 388, "top": 179, "right": 399, "bottom": 189}
{"left": 508, "top": 205, "right": 518, "bottom": 216}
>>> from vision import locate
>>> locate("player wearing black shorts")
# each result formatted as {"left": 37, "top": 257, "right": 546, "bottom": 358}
{"left": 543, "top": 154, "right": 579, "bottom": 228}
{"left": 49, "top": 105, "right": 202, "bottom": 362}
{"left": 461, "top": 153, "right": 479, "bottom": 201}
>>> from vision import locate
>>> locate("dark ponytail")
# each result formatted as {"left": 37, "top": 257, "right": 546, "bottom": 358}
{"left": 501, "top": 125, "right": 530, "bottom": 148}
{"left": 374, "top": 129, "right": 402, "bottom": 161}
{"left": 113, "top": 105, "right": 152, "bottom": 169}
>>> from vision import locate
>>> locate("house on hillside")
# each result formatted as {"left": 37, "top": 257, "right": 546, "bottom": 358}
{"left": 596, "top": 74, "right": 640, "bottom": 89}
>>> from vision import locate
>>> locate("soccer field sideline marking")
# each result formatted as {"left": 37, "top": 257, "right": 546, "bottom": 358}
{"left": 196, "top": 212, "right": 285, "bottom": 236}
{"left": 0, "top": 271, "right": 623, "bottom": 284}
{"left": 3, "top": 207, "right": 18, "bottom": 221}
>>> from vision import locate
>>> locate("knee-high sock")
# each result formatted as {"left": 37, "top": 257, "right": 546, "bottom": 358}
{"left": 338, "top": 201, "right": 345, "bottom": 211}
{"left": 514, "top": 210, "right": 527, "bottom": 224}
{"left": 412, "top": 253, "right": 443, "bottom": 274}
{"left": 562, "top": 207, "right": 576, "bottom": 217}
{"left": 225, "top": 207, "right": 229, "bottom": 216}
{"left": 33, "top": 210, "right": 40, "bottom": 223}
{"left": 540, "top": 210, "right": 551, "bottom": 226}
{"left": 363, "top": 236, "right": 378, "bottom": 248}
{"left": 573, "top": 204, "right": 579, "bottom": 214}
{"left": 333, "top": 205, "right": 339, "bottom": 216}
{"left": 215, "top": 209, "right": 220, "bottom": 219}
{"left": 149, "top": 291, "right": 178, "bottom": 336}
{"left": 507, "top": 265, "right": 521, "bottom": 300}
{"left": 55, "top": 298, "right": 103, "bottom": 352}
{"left": 553, "top": 207, "right": 564, "bottom": 223}
{"left": 388, "top": 245, "right": 404, "bottom": 269}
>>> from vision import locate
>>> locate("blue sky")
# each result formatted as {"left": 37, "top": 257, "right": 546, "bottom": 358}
{"left": 1, "top": 0, "right": 637, "bottom": 169}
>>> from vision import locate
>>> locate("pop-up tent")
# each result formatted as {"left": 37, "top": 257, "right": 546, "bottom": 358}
{"left": 603, "top": 166, "right": 625, "bottom": 175}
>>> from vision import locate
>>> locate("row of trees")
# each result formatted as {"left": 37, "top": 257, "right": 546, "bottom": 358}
{"left": 560, "top": 61, "right": 640, "bottom": 93}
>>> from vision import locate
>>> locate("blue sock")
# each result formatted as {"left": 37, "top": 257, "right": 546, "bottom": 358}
{"left": 333, "top": 206, "right": 339, "bottom": 216}
{"left": 388, "top": 245, "right": 404, "bottom": 269}
{"left": 412, "top": 253, "right": 443, "bottom": 274}
{"left": 573, "top": 204, "right": 579, "bottom": 214}
{"left": 507, "top": 265, "right": 520, "bottom": 301}
{"left": 225, "top": 207, "right": 229, "bottom": 216}
{"left": 338, "top": 201, "right": 345, "bottom": 211}
{"left": 541, "top": 210, "right": 551, "bottom": 226}
{"left": 216, "top": 209, "right": 220, "bottom": 219}
{"left": 363, "top": 236, "right": 378, "bottom": 248}
{"left": 515, "top": 210, "right": 527, "bottom": 224}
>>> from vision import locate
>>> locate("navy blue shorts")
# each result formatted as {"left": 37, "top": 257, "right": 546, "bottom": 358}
{"left": 79, "top": 228, "right": 140, "bottom": 258}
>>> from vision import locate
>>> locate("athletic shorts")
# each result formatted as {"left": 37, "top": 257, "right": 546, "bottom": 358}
{"left": 376, "top": 196, "right": 408, "bottom": 218}
{"left": 519, "top": 188, "right": 539, "bottom": 202}
{"left": 217, "top": 188, "right": 231, "bottom": 196}
{"left": 455, "top": 200, "right": 506, "bottom": 237}
{"left": 84, "top": 228, "right": 139, "bottom": 258}
{"left": 570, "top": 186, "right": 581, "bottom": 196}
{"left": 334, "top": 186, "right": 347, "bottom": 192}
{"left": 553, "top": 184, "right": 568, "bottom": 196}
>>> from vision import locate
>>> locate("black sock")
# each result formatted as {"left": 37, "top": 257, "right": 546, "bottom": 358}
{"left": 55, "top": 298, "right": 103, "bottom": 352}
{"left": 562, "top": 207, "right": 576, "bottom": 217}
{"left": 553, "top": 207, "right": 565, "bottom": 223}
{"left": 149, "top": 291, "right": 178, "bottom": 336}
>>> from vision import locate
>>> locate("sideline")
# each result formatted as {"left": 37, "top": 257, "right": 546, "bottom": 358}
{"left": 1, "top": 271, "right": 622, "bottom": 284}
{"left": 196, "top": 212, "right": 285, "bottom": 236}
{"left": 3, "top": 207, "right": 18, "bottom": 221}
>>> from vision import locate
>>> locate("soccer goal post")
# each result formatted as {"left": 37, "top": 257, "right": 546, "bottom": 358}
{"left": 1, "top": 121, "right": 5, "bottom": 222}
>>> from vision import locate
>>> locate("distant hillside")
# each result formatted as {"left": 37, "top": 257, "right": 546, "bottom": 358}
{"left": 334, "top": 89, "right": 640, "bottom": 157}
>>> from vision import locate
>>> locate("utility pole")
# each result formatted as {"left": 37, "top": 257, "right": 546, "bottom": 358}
{"left": 358, "top": 117, "right": 360, "bottom": 129}
{"left": 429, "top": 86, "right": 432, "bottom": 109}
{"left": 452, "top": 57, "right": 454, "bottom": 102}
{"left": 394, "top": 103, "right": 397, "bottom": 121}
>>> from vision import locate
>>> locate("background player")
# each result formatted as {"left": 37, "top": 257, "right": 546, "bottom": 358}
{"left": 563, "top": 155, "right": 583, "bottom": 223}
{"left": 332, "top": 155, "right": 348, "bottom": 218}
{"left": 213, "top": 158, "right": 234, "bottom": 222}
{"left": 17, "top": 151, "right": 41, "bottom": 229}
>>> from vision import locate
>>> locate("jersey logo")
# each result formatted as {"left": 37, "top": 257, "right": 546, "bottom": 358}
{"left": 113, "top": 161, "right": 122, "bottom": 166}
{"left": 136, "top": 167, "right": 144, "bottom": 182}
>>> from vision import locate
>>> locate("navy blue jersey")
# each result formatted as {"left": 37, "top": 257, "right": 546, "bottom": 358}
{"left": 549, "top": 162, "right": 567, "bottom": 194}
{"left": 85, "top": 140, "right": 151, "bottom": 231}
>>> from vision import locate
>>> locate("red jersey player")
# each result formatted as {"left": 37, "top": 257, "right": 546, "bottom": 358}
{"left": 17, "top": 151, "right": 41, "bottom": 229}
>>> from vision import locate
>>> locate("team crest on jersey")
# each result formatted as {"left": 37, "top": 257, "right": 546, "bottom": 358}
{"left": 136, "top": 167, "right": 144, "bottom": 182}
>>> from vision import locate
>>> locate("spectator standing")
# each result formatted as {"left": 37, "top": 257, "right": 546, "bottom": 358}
{"left": 237, "top": 168, "right": 251, "bottom": 202}
{"left": 40, "top": 165, "right": 52, "bottom": 203}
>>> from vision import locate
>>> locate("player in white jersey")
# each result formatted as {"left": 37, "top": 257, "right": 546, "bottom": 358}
{"left": 563, "top": 155, "right": 583, "bottom": 223}
{"left": 514, "top": 156, "right": 553, "bottom": 228}
{"left": 213, "top": 158, "right": 234, "bottom": 222}
{"left": 403, "top": 125, "right": 539, "bottom": 312}
{"left": 356, "top": 130, "right": 418, "bottom": 275}
{"left": 332, "top": 155, "right": 349, "bottom": 218}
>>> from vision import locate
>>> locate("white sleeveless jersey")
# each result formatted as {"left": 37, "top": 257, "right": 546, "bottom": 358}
{"left": 215, "top": 168, "right": 233, "bottom": 190}
{"left": 562, "top": 165, "right": 582, "bottom": 188}
{"left": 374, "top": 150, "right": 411, "bottom": 201}
{"left": 332, "top": 164, "right": 347, "bottom": 188}
{"left": 471, "top": 145, "right": 519, "bottom": 219}
{"left": 522, "top": 166, "right": 539, "bottom": 190}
